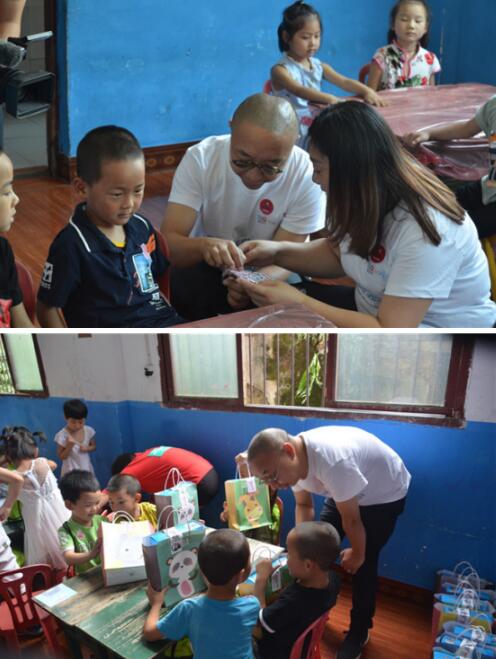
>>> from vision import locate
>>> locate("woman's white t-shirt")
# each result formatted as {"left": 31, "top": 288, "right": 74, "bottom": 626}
{"left": 168, "top": 135, "right": 325, "bottom": 243}
{"left": 292, "top": 426, "right": 411, "bottom": 506}
{"left": 338, "top": 205, "right": 496, "bottom": 328}
{"left": 54, "top": 426, "right": 96, "bottom": 476}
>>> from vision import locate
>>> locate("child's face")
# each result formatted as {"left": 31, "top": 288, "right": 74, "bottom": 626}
{"left": 393, "top": 2, "right": 427, "bottom": 45}
{"left": 108, "top": 488, "right": 139, "bottom": 517}
{"left": 286, "top": 17, "right": 321, "bottom": 61}
{"left": 67, "top": 490, "right": 102, "bottom": 524}
{"left": 0, "top": 153, "right": 19, "bottom": 232}
{"left": 66, "top": 417, "right": 85, "bottom": 433}
{"left": 75, "top": 156, "right": 145, "bottom": 229}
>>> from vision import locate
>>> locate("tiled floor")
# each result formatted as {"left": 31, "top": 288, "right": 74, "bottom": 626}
{"left": 2, "top": 111, "right": 48, "bottom": 169}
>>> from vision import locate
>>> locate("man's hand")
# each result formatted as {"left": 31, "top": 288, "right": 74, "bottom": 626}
{"left": 201, "top": 238, "right": 246, "bottom": 269}
{"left": 0, "top": 505, "right": 11, "bottom": 522}
{"left": 403, "top": 130, "right": 430, "bottom": 147}
{"left": 223, "top": 276, "right": 251, "bottom": 310}
{"left": 340, "top": 548, "right": 365, "bottom": 575}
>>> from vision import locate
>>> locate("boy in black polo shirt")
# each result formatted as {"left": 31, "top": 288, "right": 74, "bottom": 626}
{"left": 254, "top": 521, "right": 341, "bottom": 659}
{"left": 0, "top": 150, "right": 34, "bottom": 327}
{"left": 37, "top": 126, "right": 182, "bottom": 327}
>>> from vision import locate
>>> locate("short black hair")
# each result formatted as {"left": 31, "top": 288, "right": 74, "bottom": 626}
{"left": 107, "top": 473, "right": 140, "bottom": 496}
{"left": 63, "top": 399, "right": 88, "bottom": 420}
{"left": 76, "top": 125, "right": 143, "bottom": 185}
{"left": 111, "top": 453, "right": 136, "bottom": 476}
{"left": 289, "top": 521, "right": 341, "bottom": 571}
{"left": 59, "top": 470, "right": 100, "bottom": 503}
{"left": 198, "top": 529, "right": 250, "bottom": 586}
{"left": 0, "top": 426, "right": 46, "bottom": 462}
{"left": 277, "top": 1, "right": 322, "bottom": 52}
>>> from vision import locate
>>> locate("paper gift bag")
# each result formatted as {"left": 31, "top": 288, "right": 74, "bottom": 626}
{"left": 142, "top": 519, "right": 206, "bottom": 608}
{"left": 224, "top": 472, "right": 271, "bottom": 532}
{"left": 101, "top": 512, "right": 153, "bottom": 586}
{"left": 155, "top": 468, "right": 200, "bottom": 529}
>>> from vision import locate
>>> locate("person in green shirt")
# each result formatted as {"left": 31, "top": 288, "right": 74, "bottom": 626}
{"left": 58, "top": 470, "right": 104, "bottom": 575}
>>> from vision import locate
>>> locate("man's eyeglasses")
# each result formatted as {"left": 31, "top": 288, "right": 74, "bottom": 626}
{"left": 231, "top": 159, "right": 284, "bottom": 178}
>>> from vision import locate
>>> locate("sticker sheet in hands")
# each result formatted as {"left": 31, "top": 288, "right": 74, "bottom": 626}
{"left": 223, "top": 268, "right": 271, "bottom": 283}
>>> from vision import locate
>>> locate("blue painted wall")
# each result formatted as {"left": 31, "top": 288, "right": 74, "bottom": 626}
{"left": 56, "top": 0, "right": 393, "bottom": 156}
{"left": 430, "top": 0, "right": 496, "bottom": 85}
{"left": 1, "top": 395, "right": 494, "bottom": 591}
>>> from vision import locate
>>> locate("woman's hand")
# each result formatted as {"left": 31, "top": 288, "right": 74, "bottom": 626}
{"left": 240, "top": 240, "right": 281, "bottom": 267}
{"left": 239, "top": 279, "right": 306, "bottom": 308}
{"left": 223, "top": 276, "right": 251, "bottom": 310}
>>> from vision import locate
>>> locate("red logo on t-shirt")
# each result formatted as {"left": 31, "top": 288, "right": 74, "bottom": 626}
{"left": 424, "top": 51, "right": 434, "bottom": 65}
{"left": 0, "top": 298, "right": 12, "bottom": 328}
{"left": 260, "top": 199, "right": 274, "bottom": 215}
{"left": 370, "top": 245, "right": 386, "bottom": 263}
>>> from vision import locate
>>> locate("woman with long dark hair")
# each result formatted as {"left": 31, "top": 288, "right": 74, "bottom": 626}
{"left": 239, "top": 102, "right": 496, "bottom": 328}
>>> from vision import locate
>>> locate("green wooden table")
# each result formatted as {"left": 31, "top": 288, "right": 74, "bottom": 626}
{"left": 33, "top": 568, "right": 171, "bottom": 659}
{"left": 32, "top": 535, "right": 283, "bottom": 658}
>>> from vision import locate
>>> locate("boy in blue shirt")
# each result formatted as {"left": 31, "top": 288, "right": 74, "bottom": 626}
{"left": 143, "top": 528, "right": 261, "bottom": 659}
{"left": 37, "top": 126, "right": 183, "bottom": 328}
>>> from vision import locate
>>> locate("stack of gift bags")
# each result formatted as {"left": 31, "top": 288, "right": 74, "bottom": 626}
{"left": 432, "top": 562, "right": 496, "bottom": 657}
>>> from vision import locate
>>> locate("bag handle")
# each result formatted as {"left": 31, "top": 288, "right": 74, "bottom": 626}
{"left": 251, "top": 546, "right": 276, "bottom": 564}
{"left": 235, "top": 462, "right": 252, "bottom": 480}
{"left": 164, "top": 467, "right": 184, "bottom": 490}
{"left": 110, "top": 510, "right": 136, "bottom": 524}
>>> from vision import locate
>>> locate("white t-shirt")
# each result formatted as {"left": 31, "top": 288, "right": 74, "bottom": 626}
{"left": 339, "top": 205, "right": 496, "bottom": 328}
{"left": 168, "top": 135, "right": 325, "bottom": 242}
{"left": 292, "top": 426, "right": 411, "bottom": 506}
{"left": 54, "top": 426, "right": 96, "bottom": 476}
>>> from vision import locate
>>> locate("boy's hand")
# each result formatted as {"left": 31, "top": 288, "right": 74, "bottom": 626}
{"left": 363, "top": 88, "right": 387, "bottom": 107}
{"left": 147, "top": 582, "right": 168, "bottom": 606}
{"left": 255, "top": 558, "right": 275, "bottom": 582}
{"left": 89, "top": 538, "right": 102, "bottom": 558}
{"left": 0, "top": 505, "right": 11, "bottom": 522}
{"left": 403, "top": 130, "right": 430, "bottom": 147}
{"left": 220, "top": 501, "right": 229, "bottom": 523}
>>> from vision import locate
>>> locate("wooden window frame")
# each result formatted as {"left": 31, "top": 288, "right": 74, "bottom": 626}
{"left": 0, "top": 336, "right": 49, "bottom": 398}
{"left": 159, "top": 335, "right": 474, "bottom": 428}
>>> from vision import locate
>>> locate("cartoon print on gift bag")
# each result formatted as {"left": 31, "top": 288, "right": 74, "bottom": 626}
{"left": 239, "top": 492, "right": 265, "bottom": 527}
{"left": 168, "top": 548, "right": 200, "bottom": 599}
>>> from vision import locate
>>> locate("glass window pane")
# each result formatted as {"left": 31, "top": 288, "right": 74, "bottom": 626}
{"left": 170, "top": 335, "right": 238, "bottom": 398}
{"left": 4, "top": 335, "right": 44, "bottom": 392}
{"left": 335, "top": 335, "right": 452, "bottom": 406}
{"left": 0, "top": 340, "right": 15, "bottom": 394}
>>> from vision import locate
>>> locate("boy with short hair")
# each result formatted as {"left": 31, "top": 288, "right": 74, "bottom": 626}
{"left": 106, "top": 473, "right": 157, "bottom": 528}
{"left": 55, "top": 399, "right": 96, "bottom": 477}
{"left": 255, "top": 521, "right": 341, "bottom": 659}
{"left": 143, "top": 528, "right": 261, "bottom": 659}
{"left": 58, "top": 470, "right": 104, "bottom": 574}
{"left": 36, "top": 125, "right": 183, "bottom": 328}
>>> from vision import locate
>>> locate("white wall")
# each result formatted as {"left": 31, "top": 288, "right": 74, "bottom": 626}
{"left": 37, "top": 334, "right": 163, "bottom": 402}
{"left": 36, "top": 334, "right": 496, "bottom": 424}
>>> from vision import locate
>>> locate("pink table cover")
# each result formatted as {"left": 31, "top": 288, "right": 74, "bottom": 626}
{"left": 376, "top": 83, "right": 496, "bottom": 180}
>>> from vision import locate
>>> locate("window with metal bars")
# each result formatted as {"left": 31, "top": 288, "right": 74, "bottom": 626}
{"left": 0, "top": 335, "right": 47, "bottom": 396}
{"left": 160, "top": 334, "right": 473, "bottom": 425}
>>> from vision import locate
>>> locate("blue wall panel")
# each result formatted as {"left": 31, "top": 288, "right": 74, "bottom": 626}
{"left": 0, "top": 395, "right": 494, "bottom": 590}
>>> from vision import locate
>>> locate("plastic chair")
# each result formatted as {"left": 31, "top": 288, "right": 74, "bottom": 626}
{"left": 359, "top": 63, "right": 370, "bottom": 84}
{"left": 263, "top": 79, "right": 273, "bottom": 94}
{"left": 289, "top": 611, "right": 329, "bottom": 659}
{"left": 155, "top": 230, "right": 171, "bottom": 300}
{"left": 14, "top": 259, "right": 36, "bottom": 322}
{"left": 0, "top": 563, "right": 63, "bottom": 657}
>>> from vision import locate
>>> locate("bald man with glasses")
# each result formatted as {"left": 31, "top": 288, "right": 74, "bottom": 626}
{"left": 245, "top": 426, "right": 411, "bottom": 659}
{"left": 161, "top": 93, "right": 325, "bottom": 321}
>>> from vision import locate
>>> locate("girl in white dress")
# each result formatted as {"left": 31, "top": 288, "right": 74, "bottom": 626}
{"left": 2, "top": 426, "right": 70, "bottom": 569}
